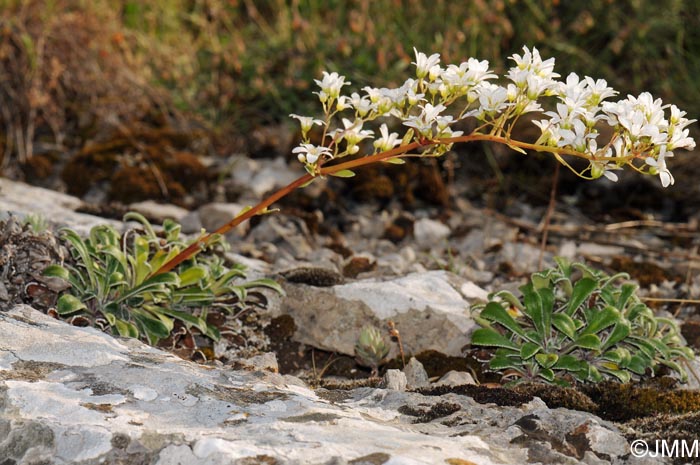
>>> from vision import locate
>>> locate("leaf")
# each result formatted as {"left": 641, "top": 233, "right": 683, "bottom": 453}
{"left": 552, "top": 313, "right": 577, "bottom": 340}
{"left": 520, "top": 342, "right": 541, "bottom": 360}
{"left": 115, "top": 272, "right": 180, "bottom": 304}
{"left": 601, "top": 321, "right": 631, "bottom": 351}
{"left": 658, "top": 359, "right": 687, "bottom": 382}
{"left": 627, "top": 354, "right": 651, "bottom": 375}
{"left": 521, "top": 283, "right": 546, "bottom": 339}
{"left": 401, "top": 128, "right": 415, "bottom": 146}
{"left": 122, "top": 211, "right": 155, "bottom": 236}
{"left": 56, "top": 294, "right": 87, "bottom": 315}
{"left": 239, "top": 278, "right": 285, "bottom": 295}
{"left": 330, "top": 169, "right": 356, "bottom": 178}
{"left": 581, "top": 305, "right": 620, "bottom": 335}
{"left": 60, "top": 228, "right": 98, "bottom": 289}
{"left": 479, "top": 302, "right": 527, "bottom": 339}
{"left": 566, "top": 278, "right": 597, "bottom": 315}
{"left": 158, "top": 307, "right": 214, "bottom": 338}
{"left": 538, "top": 368, "right": 555, "bottom": 382}
{"left": 43, "top": 264, "right": 71, "bottom": 281}
{"left": 491, "top": 290, "right": 525, "bottom": 311}
{"left": 300, "top": 177, "right": 316, "bottom": 188}
{"left": 114, "top": 318, "right": 139, "bottom": 338}
{"left": 553, "top": 354, "right": 585, "bottom": 372}
{"left": 489, "top": 354, "right": 522, "bottom": 371}
{"left": 470, "top": 328, "right": 519, "bottom": 351}
{"left": 537, "top": 287, "right": 554, "bottom": 340}
{"left": 574, "top": 333, "right": 602, "bottom": 350}
{"left": 384, "top": 157, "right": 406, "bottom": 164}
{"left": 178, "top": 265, "right": 209, "bottom": 287}
{"left": 601, "top": 368, "right": 631, "bottom": 383}
{"left": 507, "top": 143, "right": 527, "bottom": 154}
{"left": 627, "top": 337, "right": 656, "bottom": 360}
{"left": 617, "top": 283, "right": 638, "bottom": 309}
{"left": 535, "top": 353, "right": 558, "bottom": 368}
{"left": 132, "top": 309, "right": 172, "bottom": 342}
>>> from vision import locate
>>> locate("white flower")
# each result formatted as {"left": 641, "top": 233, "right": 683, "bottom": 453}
{"left": 646, "top": 148, "right": 674, "bottom": 187}
{"left": 509, "top": 46, "right": 559, "bottom": 79}
{"left": 331, "top": 118, "right": 374, "bottom": 146}
{"left": 428, "top": 64, "right": 443, "bottom": 81}
{"left": 292, "top": 143, "right": 333, "bottom": 164}
{"left": 349, "top": 92, "right": 374, "bottom": 116}
{"left": 314, "top": 71, "right": 350, "bottom": 103}
{"left": 403, "top": 103, "right": 447, "bottom": 136}
{"left": 289, "top": 114, "right": 324, "bottom": 135}
{"left": 558, "top": 119, "right": 593, "bottom": 152}
{"left": 584, "top": 76, "right": 617, "bottom": 105}
{"left": 413, "top": 48, "right": 441, "bottom": 79}
{"left": 336, "top": 96, "right": 351, "bottom": 111}
{"left": 373, "top": 124, "right": 401, "bottom": 152}
{"left": 589, "top": 141, "right": 620, "bottom": 182}
{"left": 470, "top": 83, "right": 509, "bottom": 118}
{"left": 668, "top": 127, "right": 695, "bottom": 151}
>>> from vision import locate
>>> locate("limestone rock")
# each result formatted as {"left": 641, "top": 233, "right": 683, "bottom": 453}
{"left": 435, "top": 370, "right": 477, "bottom": 387}
{"left": 413, "top": 217, "right": 450, "bottom": 249}
{"left": 382, "top": 369, "right": 407, "bottom": 391}
{"left": 276, "top": 270, "right": 485, "bottom": 358}
{"left": 0, "top": 305, "right": 651, "bottom": 465}
{"left": 403, "top": 357, "right": 430, "bottom": 389}
{"left": 0, "top": 177, "right": 120, "bottom": 234}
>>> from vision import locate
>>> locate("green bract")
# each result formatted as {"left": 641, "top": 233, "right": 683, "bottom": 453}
{"left": 355, "top": 325, "right": 390, "bottom": 374}
{"left": 43, "top": 212, "right": 283, "bottom": 345}
{"left": 471, "top": 257, "right": 694, "bottom": 386}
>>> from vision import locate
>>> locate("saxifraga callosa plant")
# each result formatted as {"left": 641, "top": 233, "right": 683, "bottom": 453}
{"left": 471, "top": 258, "right": 694, "bottom": 386}
{"left": 152, "top": 46, "right": 696, "bottom": 276}
{"left": 43, "top": 212, "right": 282, "bottom": 345}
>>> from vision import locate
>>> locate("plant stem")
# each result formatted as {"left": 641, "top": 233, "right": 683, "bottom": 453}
{"left": 153, "top": 134, "right": 592, "bottom": 276}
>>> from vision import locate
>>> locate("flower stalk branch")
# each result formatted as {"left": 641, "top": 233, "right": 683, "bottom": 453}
{"left": 154, "top": 46, "right": 696, "bottom": 276}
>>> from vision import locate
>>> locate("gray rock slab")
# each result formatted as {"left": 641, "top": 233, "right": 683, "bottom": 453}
{"left": 278, "top": 270, "right": 485, "bottom": 358}
{"left": 0, "top": 177, "right": 120, "bottom": 233}
{"left": 0, "top": 305, "right": 655, "bottom": 465}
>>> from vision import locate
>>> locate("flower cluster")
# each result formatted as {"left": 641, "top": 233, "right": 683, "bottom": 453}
{"left": 289, "top": 46, "right": 695, "bottom": 186}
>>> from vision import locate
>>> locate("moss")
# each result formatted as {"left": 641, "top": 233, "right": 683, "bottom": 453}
{"left": 349, "top": 453, "right": 391, "bottom": 465}
{"left": 416, "top": 383, "right": 533, "bottom": 407}
{"left": 609, "top": 256, "right": 682, "bottom": 287}
{"left": 280, "top": 267, "right": 344, "bottom": 287}
{"left": 681, "top": 320, "right": 700, "bottom": 350}
{"left": 583, "top": 381, "right": 700, "bottom": 421}
{"left": 62, "top": 150, "right": 121, "bottom": 197}
{"left": 343, "top": 256, "right": 376, "bottom": 278}
{"left": 398, "top": 401, "right": 461, "bottom": 423}
{"left": 514, "top": 383, "right": 598, "bottom": 413}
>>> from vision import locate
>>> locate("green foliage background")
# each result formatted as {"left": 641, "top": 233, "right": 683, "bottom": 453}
{"left": 1, "top": 0, "right": 698, "bottom": 152}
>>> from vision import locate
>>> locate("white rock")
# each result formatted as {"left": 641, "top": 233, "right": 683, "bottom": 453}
{"left": 0, "top": 177, "right": 121, "bottom": 234}
{"left": 382, "top": 369, "right": 407, "bottom": 391}
{"left": 128, "top": 200, "right": 189, "bottom": 223}
{"left": 197, "top": 202, "right": 249, "bottom": 238}
{"left": 279, "top": 270, "right": 484, "bottom": 358}
{"left": 413, "top": 218, "right": 450, "bottom": 249}
{"left": 0, "top": 305, "right": 639, "bottom": 465}
{"left": 229, "top": 156, "right": 303, "bottom": 200}
{"left": 403, "top": 357, "right": 429, "bottom": 389}
{"left": 435, "top": 370, "right": 476, "bottom": 387}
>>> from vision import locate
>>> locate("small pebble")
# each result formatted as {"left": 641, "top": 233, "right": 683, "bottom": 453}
{"left": 403, "top": 357, "right": 429, "bottom": 389}
{"left": 382, "top": 369, "right": 407, "bottom": 391}
{"left": 434, "top": 370, "right": 476, "bottom": 387}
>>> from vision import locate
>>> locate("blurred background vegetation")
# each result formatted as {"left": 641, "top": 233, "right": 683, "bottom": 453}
{"left": 0, "top": 0, "right": 698, "bottom": 195}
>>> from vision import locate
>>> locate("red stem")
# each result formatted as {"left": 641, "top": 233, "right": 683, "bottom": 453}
{"left": 153, "top": 133, "right": 589, "bottom": 275}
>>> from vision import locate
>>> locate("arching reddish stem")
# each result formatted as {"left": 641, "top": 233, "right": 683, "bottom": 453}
{"left": 153, "top": 134, "right": 592, "bottom": 275}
